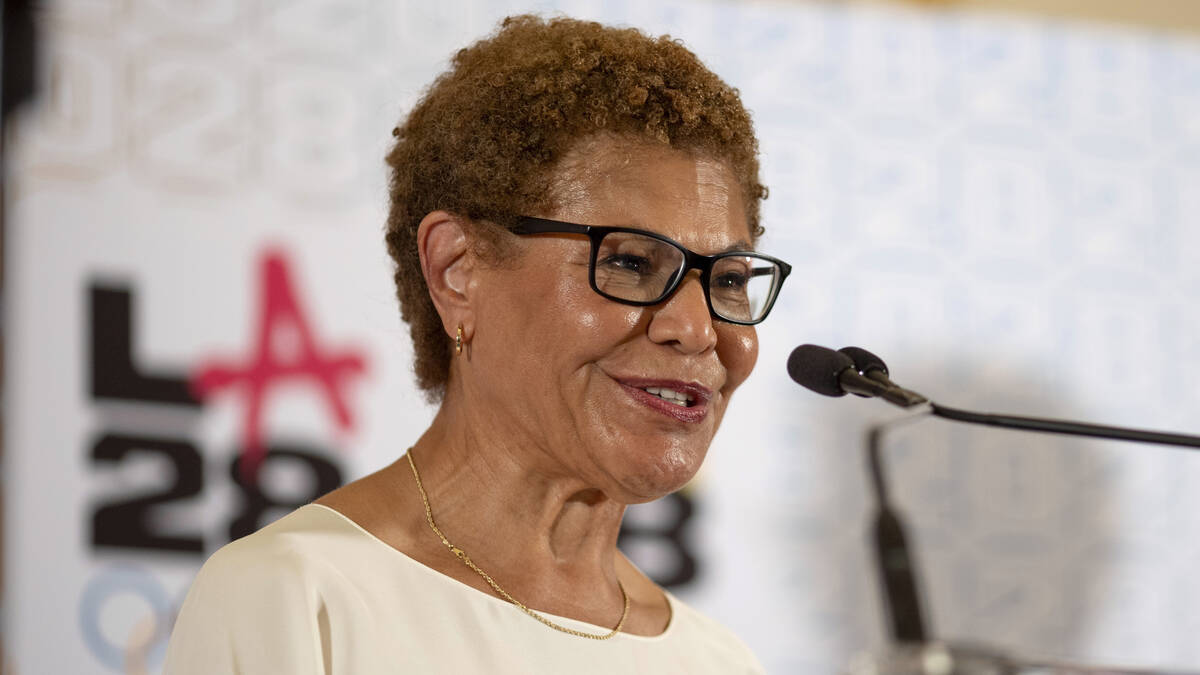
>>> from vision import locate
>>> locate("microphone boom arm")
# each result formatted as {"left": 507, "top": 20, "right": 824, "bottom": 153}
{"left": 929, "top": 403, "right": 1200, "bottom": 450}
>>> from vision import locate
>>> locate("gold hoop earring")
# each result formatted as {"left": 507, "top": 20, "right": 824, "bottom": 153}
{"left": 455, "top": 326, "right": 463, "bottom": 355}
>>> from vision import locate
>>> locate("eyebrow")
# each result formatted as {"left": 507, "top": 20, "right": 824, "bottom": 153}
{"left": 621, "top": 222, "right": 754, "bottom": 253}
{"left": 515, "top": 216, "right": 758, "bottom": 254}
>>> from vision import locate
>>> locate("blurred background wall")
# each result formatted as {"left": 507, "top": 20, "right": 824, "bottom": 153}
{"left": 2, "top": 1, "right": 1198, "bottom": 673}
{"left": 910, "top": 0, "right": 1200, "bottom": 33}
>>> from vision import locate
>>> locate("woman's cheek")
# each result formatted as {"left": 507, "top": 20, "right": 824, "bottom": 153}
{"left": 719, "top": 325, "right": 759, "bottom": 393}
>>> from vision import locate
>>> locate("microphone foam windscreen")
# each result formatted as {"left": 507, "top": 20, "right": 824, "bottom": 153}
{"left": 787, "top": 344, "right": 853, "bottom": 397}
{"left": 838, "top": 346, "right": 888, "bottom": 376}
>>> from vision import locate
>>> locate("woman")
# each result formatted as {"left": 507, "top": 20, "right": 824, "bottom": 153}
{"left": 165, "top": 14, "right": 790, "bottom": 673}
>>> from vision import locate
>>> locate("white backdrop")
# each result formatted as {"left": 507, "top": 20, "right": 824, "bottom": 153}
{"left": 4, "top": 1, "right": 1200, "bottom": 673}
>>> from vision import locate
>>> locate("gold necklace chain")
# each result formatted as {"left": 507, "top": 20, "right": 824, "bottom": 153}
{"left": 405, "top": 451, "right": 630, "bottom": 640}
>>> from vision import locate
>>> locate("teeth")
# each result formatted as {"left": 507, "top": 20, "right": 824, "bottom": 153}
{"left": 641, "top": 386, "right": 695, "bottom": 407}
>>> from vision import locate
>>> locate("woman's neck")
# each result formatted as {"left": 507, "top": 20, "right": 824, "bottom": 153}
{"left": 409, "top": 397, "right": 626, "bottom": 586}
{"left": 317, "top": 387, "right": 671, "bottom": 635}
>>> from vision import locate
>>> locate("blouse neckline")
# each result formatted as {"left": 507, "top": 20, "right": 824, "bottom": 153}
{"left": 302, "top": 502, "right": 678, "bottom": 643}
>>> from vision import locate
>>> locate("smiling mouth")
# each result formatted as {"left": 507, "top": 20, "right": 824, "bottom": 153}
{"left": 615, "top": 377, "right": 713, "bottom": 424}
{"left": 639, "top": 386, "right": 696, "bottom": 407}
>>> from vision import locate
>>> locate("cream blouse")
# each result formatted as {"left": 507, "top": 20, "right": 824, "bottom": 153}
{"left": 163, "top": 503, "right": 764, "bottom": 674}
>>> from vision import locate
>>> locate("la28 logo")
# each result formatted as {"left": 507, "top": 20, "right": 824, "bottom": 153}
{"left": 87, "top": 251, "right": 364, "bottom": 552}
{"left": 81, "top": 250, "right": 367, "bottom": 673}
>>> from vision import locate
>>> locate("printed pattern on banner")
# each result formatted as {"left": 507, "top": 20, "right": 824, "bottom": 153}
{"left": 4, "top": 1, "right": 1200, "bottom": 674}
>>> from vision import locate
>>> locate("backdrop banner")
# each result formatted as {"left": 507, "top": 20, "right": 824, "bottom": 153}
{"left": 4, "top": 2, "right": 1200, "bottom": 674}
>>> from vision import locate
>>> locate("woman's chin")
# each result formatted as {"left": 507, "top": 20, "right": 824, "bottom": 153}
{"left": 607, "top": 444, "right": 707, "bottom": 503}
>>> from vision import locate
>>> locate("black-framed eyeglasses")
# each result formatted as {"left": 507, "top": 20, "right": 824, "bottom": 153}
{"left": 511, "top": 216, "right": 792, "bottom": 325}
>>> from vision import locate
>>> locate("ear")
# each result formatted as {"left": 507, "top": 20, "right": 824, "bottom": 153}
{"left": 416, "top": 210, "right": 476, "bottom": 341}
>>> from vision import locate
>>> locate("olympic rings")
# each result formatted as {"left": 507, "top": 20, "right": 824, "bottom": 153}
{"left": 79, "top": 566, "right": 175, "bottom": 673}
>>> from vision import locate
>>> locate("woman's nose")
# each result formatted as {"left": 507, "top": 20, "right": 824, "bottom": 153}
{"left": 646, "top": 274, "right": 718, "bottom": 354}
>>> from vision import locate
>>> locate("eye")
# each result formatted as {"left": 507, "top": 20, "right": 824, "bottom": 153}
{"left": 713, "top": 270, "right": 750, "bottom": 290}
{"left": 600, "top": 253, "right": 654, "bottom": 275}
{"left": 711, "top": 257, "right": 753, "bottom": 292}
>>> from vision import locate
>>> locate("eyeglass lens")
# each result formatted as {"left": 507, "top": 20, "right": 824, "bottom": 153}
{"left": 593, "top": 231, "right": 782, "bottom": 322}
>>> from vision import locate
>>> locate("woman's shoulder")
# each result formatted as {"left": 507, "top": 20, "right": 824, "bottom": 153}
{"left": 202, "top": 504, "right": 362, "bottom": 573}
{"left": 164, "top": 505, "right": 376, "bottom": 674}
{"left": 662, "top": 594, "right": 766, "bottom": 673}
{"left": 184, "top": 502, "right": 396, "bottom": 609}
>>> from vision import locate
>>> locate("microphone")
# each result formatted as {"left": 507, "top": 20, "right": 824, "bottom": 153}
{"left": 788, "top": 344, "right": 925, "bottom": 408}
{"left": 838, "top": 346, "right": 889, "bottom": 382}
{"left": 839, "top": 346, "right": 928, "bottom": 406}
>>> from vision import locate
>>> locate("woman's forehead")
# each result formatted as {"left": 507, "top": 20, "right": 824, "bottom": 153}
{"left": 548, "top": 139, "right": 753, "bottom": 249}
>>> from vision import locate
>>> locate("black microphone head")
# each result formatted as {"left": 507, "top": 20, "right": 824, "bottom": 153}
{"left": 787, "top": 344, "right": 854, "bottom": 397}
{"left": 838, "top": 346, "right": 889, "bottom": 376}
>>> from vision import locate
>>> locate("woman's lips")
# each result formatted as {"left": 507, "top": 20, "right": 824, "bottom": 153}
{"left": 615, "top": 378, "right": 712, "bottom": 424}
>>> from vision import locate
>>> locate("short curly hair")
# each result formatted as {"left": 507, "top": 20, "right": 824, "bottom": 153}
{"left": 385, "top": 14, "right": 767, "bottom": 401}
